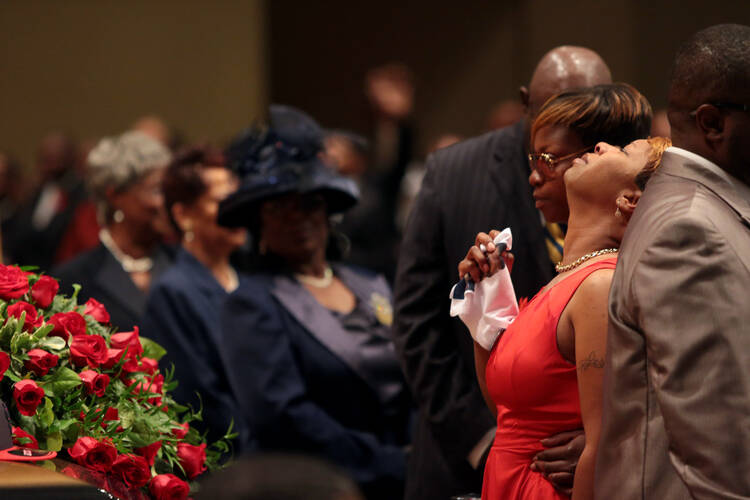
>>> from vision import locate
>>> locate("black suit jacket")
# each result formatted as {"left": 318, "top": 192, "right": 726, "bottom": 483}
{"left": 393, "top": 121, "right": 554, "bottom": 499}
{"left": 53, "top": 243, "right": 174, "bottom": 332}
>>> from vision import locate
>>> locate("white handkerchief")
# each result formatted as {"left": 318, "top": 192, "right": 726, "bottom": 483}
{"left": 449, "top": 228, "right": 519, "bottom": 351}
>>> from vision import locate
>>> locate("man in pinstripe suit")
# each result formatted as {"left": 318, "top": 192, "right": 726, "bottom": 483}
{"left": 393, "top": 46, "right": 612, "bottom": 499}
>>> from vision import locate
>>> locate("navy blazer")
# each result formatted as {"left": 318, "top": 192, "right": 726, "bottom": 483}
{"left": 53, "top": 243, "right": 175, "bottom": 332}
{"left": 140, "top": 249, "right": 244, "bottom": 443}
{"left": 219, "top": 264, "right": 411, "bottom": 495}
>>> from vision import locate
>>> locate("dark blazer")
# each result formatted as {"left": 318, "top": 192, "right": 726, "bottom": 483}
{"left": 393, "top": 121, "right": 554, "bottom": 499}
{"left": 219, "top": 264, "right": 411, "bottom": 498}
{"left": 53, "top": 243, "right": 174, "bottom": 332}
{"left": 140, "top": 248, "right": 243, "bottom": 443}
{"left": 596, "top": 150, "right": 750, "bottom": 498}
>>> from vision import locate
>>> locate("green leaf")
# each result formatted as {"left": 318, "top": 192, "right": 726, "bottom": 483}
{"left": 48, "top": 366, "right": 82, "bottom": 395}
{"left": 140, "top": 336, "right": 167, "bottom": 361}
{"left": 119, "top": 407, "right": 135, "bottom": 430}
{"left": 32, "top": 323, "right": 54, "bottom": 341}
{"left": 49, "top": 418, "right": 78, "bottom": 434}
{"left": 0, "top": 321, "right": 14, "bottom": 350}
{"left": 10, "top": 331, "right": 33, "bottom": 354}
{"left": 70, "top": 284, "right": 81, "bottom": 302}
{"left": 39, "top": 397, "right": 55, "bottom": 428}
{"left": 46, "top": 431, "right": 63, "bottom": 452}
{"left": 39, "top": 335, "right": 67, "bottom": 351}
{"left": 4, "top": 370, "right": 21, "bottom": 382}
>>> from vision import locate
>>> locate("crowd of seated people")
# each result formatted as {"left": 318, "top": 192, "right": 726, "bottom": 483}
{"left": 5, "top": 23, "right": 750, "bottom": 500}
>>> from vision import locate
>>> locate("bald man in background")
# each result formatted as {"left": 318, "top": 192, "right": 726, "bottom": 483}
{"left": 393, "top": 46, "right": 612, "bottom": 499}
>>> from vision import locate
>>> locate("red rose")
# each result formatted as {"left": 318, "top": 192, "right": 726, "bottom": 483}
{"left": 30, "top": 276, "right": 59, "bottom": 309}
{"left": 68, "top": 436, "right": 117, "bottom": 472}
{"left": 135, "top": 440, "right": 162, "bottom": 467}
{"left": 12, "top": 426, "right": 39, "bottom": 449}
{"left": 102, "top": 348, "right": 124, "bottom": 369}
{"left": 70, "top": 334, "right": 108, "bottom": 368}
{"left": 103, "top": 406, "right": 119, "bottom": 422}
{"left": 13, "top": 379, "right": 45, "bottom": 416}
{"left": 149, "top": 473, "right": 190, "bottom": 500}
{"left": 139, "top": 357, "right": 159, "bottom": 374}
{"left": 172, "top": 422, "right": 189, "bottom": 439}
{"left": 83, "top": 298, "right": 110, "bottom": 324}
{"left": 0, "top": 351, "right": 9, "bottom": 380}
{"left": 7, "top": 301, "right": 43, "bottom": 332}
{"left": 79, "top": 370, "right": 110, "bottom": 397}
{"left": 48, "top": 311, "right": 87, "bottom": 341}
{"left": 110, "top": 328, "right": 143, "bottom": 358}
{"left": 0, "top": 265, "right": 29, "bottom": 300}
{"left": 176, "top": 442, "right": 206, "bottom": 479}
{"left": 111, "top": 453, "right": 151, "bottom": 489}
{"left": 25, "top": 349, "right": 59, "bottom": 377}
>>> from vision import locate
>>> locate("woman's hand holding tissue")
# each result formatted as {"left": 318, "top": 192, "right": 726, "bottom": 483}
{"left": 458, "top": 230, "right": 514, "bottom": 283}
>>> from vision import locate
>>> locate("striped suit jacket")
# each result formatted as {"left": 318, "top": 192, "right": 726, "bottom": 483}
{"left": 393, "top": 120, "right": 554, "bottom": 499}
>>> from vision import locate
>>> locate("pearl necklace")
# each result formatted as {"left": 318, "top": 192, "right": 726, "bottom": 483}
{"left": 294, "top": 266, "right": 333, "bottom": 288}
{"left": 555, "top": 248, "right": 618, "bottom": 274}
{"left": 99, "top": 229, "right": 154, "bottom": 273}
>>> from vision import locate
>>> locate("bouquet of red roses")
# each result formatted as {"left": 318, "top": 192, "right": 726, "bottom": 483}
{"left": 0, "top": 263, "right": 235, "bottom": 499}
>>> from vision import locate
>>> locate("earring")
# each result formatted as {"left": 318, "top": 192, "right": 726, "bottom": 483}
{"left": 615, "top": 202, "right": 622, "bottom": 217}
{"left": 183, "top": 222, "right": 194, "bottom": 242}
{"left": 113, "top": 209, "right": 125, "bottom": 223}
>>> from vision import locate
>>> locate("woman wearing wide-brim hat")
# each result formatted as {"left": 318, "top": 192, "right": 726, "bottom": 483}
{"left": 216, "top": 105, "right": 412, "bottom": 499}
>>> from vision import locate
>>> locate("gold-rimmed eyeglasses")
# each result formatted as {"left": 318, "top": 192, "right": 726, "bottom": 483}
{"left": 527, "top": 146, "right": 594, "bottom": 179}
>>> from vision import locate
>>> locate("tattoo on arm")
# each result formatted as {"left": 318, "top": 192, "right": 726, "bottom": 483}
{"left": 578, "top": 351, "right": 605, "bottom": 372}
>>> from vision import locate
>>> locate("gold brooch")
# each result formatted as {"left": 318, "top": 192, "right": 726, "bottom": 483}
{"left": 370, "top": 292, "right": 393, "bottom": 327}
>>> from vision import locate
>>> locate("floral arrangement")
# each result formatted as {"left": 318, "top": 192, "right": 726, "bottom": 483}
{"left": 0, "top": 264, "right": 234, "bottom": 499}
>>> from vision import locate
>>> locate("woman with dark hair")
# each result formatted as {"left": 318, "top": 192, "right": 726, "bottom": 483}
{"left": 458, "top": 84, "right": 668, "bottom": 499}
{"left": 216, "top": 105, "right": 412, "bottom": 500}
{"left": 140, "top": 147, "right": 247, "bottom": 441}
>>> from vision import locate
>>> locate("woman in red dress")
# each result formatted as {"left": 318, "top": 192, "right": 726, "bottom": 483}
{"left": 460, "top": 87, "right": 671, "bottom": 499}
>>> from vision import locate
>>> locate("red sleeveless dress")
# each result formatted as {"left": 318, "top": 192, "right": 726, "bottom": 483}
{"left": 481, "top": 257, "right": 617, "bottom": 499}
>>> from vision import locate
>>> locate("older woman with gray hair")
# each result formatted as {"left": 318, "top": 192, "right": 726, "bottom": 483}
{"left": 54, "top": 131, "right": 175, "bottom": 331}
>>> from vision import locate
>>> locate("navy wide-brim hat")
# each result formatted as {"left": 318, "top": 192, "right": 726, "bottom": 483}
{"left": 218, "top": 104, "right": 360, "bottom": 228}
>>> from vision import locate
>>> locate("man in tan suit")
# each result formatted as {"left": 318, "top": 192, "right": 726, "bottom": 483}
{"left": 596, "top": 24, "right": 750, "bottom": 498}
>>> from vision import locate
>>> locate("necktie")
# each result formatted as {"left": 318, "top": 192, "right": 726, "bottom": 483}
{"left": 544, "top": 222, "right": 565, "bottom": 264}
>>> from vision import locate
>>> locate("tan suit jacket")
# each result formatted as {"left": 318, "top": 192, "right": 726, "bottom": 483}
{"left": 595, "top": 150, "right": 750, "bottom": 499}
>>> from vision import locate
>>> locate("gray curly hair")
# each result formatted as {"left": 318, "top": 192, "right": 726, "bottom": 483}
{"left": 87, "top": 131, "right": 171, "bottom": 223}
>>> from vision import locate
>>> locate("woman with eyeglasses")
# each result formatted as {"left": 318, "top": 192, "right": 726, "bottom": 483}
{"left": 459, "top": 84, "right": 658, "bottom": 499}
{"left": 216, "top": 106, "right": 412, "bottom": 500}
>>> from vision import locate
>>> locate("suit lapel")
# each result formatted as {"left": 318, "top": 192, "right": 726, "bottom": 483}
{"left": 94, "top": 248, "right": 144, "bottom": 320}
{"left": 270, "top": 273, "right": 380, "bottom": 393}
{"left": 489, "top": 121, "right": 552, "bottom": 283}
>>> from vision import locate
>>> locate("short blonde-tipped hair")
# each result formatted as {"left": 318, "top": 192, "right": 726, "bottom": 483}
{"left": 531, "top": 83, "right": 652, "bottom": 151}
{"left": 634, "top": 136, "right": 672, "bottom": 190}
{"left": 87, "top": 131, "right": 171, "bottom": 222}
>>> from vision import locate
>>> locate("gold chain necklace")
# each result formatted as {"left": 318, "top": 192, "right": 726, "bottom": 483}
{"left": 555, "top": 248, "right": 618, "bottom": 274}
